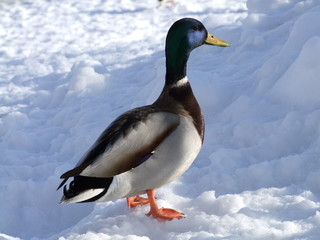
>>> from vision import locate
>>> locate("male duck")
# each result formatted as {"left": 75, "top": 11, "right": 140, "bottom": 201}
{"left": 58, "top": 18, "right": 229, "bottom": 221}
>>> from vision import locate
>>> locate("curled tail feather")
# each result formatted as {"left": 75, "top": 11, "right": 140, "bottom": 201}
{"left": 58, "top": 176, "right": 113, "bottom": 203}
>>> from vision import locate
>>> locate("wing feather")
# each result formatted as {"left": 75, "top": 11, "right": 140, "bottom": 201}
{"left": 60, "top": 107, "right": 180, "bottom": 179}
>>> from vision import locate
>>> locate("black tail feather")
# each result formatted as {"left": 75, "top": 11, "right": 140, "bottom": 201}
{"left": 57, "top": 178, "right": 68, "bottom": 191}
{"left": 59, "top": 176, "right": 113, "bottom": 202}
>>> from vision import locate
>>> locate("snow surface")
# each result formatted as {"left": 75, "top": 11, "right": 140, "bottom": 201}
{"left": 1, "top": 0, "right": 320, "bottom": 239}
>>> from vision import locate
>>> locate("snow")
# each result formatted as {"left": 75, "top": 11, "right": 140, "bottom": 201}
{"left": 1, "top": 0, "right": 320, "bottom": 239}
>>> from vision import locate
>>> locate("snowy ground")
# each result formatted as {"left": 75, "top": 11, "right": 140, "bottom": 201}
{"left": 1, "top": 0, "right": 320, "bottom": 239}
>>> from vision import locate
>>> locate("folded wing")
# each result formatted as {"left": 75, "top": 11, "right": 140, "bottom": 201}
{"left": 59, "top": 107, "right": 180, "bottom": 182}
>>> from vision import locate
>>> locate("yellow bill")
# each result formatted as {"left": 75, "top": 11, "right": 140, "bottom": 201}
{"left": 205, "top": 32, "right": 230, "bottom": 47}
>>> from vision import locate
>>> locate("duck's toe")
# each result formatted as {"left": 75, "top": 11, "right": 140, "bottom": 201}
{"left": 127, "top": 196, "right": 150, "bottom": 208}
{"left": 146, "top": 207, "right": 185, "bottom": 221}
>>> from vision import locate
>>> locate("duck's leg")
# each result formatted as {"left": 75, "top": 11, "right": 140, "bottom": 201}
{"left": 127, "top": 196, "right": 150, "bottom": 208}
{"left": 145, "top": 189, "right": 185, "bottom": 221}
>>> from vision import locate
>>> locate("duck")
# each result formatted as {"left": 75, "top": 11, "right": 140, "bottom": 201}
{"left": 57, "top": 18, "right": 229, "bottom": 221}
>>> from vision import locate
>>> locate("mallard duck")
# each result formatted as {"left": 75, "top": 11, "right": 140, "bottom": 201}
{"left": 58, "top": 18, "right": 229, "bottom": 221}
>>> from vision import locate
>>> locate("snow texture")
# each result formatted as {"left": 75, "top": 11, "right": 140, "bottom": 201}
{"left": 1, "top": 0, "right": 320, "bottom": 239}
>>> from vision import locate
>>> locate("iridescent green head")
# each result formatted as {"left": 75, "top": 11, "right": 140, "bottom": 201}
{"left": 165, "top": 18, "right": 229, "bottom": 84}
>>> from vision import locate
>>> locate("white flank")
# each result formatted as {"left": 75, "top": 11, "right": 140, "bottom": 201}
{"left": 97, "top": 115, "right": 202, "bottom": 201}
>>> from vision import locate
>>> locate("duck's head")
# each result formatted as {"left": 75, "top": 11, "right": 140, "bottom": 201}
{"left": 165, "top": 18, "right": 229, "bottom": 84}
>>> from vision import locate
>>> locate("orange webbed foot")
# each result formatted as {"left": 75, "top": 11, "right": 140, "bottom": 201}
{"left": 127, "top": 195, "right": 150, "bottom": 208}
{"left": 145, "top": 189, "right": 185, "bottom": 221}
{"left": 146, "top": 207, "right": 185, "bottom": 221}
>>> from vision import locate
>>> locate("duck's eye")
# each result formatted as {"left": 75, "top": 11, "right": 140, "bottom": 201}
{"left": 192, "top": 26, "right": 201, "bottom": 31}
